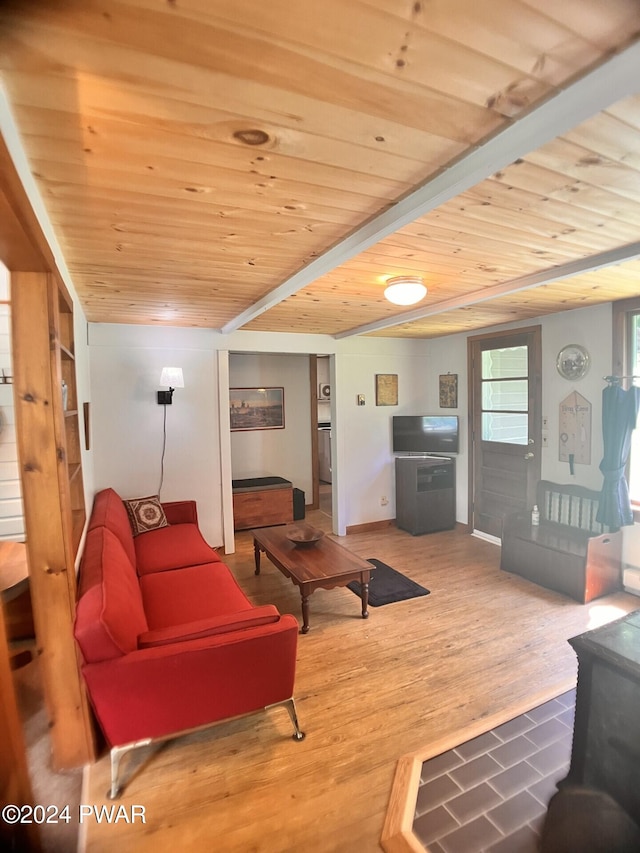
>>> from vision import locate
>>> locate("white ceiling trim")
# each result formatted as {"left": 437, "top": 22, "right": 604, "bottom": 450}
{"left": 0, "top": 84, "right": 81, "bottom": 309}
{"left": 335, "top": 241, "right": 640, "bottom": 338}
{"left": 220, "top": 39, "right": 640, "bottom": 336}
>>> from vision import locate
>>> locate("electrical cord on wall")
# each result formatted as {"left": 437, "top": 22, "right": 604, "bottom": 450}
{"left": 158, "top": 402, "right": 167, "bottom": 497}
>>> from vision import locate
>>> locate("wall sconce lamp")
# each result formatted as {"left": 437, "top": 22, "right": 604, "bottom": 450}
{"left": 157, "top": 367, "right": 184, "bottom": 404}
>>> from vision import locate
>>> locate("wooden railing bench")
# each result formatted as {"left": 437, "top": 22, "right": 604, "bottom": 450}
{"left": 500, "top": 480, "right": 622, "bottom": 604}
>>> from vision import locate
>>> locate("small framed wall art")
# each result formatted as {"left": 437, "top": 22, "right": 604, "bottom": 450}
{"left": 439, "top": 373, "right": 458, "bottom": 408}
{"left": 229, "top": 387, "right": 285, "bottom": 431}
{"left": 375, "top": 374, "right": 398, "bottom": 406}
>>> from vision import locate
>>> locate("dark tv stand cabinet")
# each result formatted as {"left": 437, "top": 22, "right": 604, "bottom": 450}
{"left": 395, "top": 456, "right": 456, "bottom": 535}
{"left": 559, "top": 612, "right": 640, "bottom": 825}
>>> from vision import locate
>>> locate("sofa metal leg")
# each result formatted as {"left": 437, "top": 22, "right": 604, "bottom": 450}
{"left": 267, "top": 697, "right": 305, "bottom": 740}
{"left": 107, "top": 702, "right": 304, "bottom": 799}
{"left": 108, "top": 739, "right": 152, "bottom": 800}
{"left": 281, "top": 697, "right": 306, "bottom": 741}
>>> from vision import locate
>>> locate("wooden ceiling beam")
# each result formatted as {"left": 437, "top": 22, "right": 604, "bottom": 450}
{"left": 0, "top": 87, "right": 74, "bottom": 288}
{"left": 336, "top": 241, "right": 640, "bottom": 338}
{"left": 221, "top": 38, "right": 640, "bottom": 335}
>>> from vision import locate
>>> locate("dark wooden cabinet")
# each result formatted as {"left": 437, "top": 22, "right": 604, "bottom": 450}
{"left": 562, "top": 611, "right": 640, "bottom": 824}
{"left": 395, "top": 456, "right": 455, "bottom": 535}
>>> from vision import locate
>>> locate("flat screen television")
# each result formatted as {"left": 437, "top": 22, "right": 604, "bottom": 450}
{"left": 392, "top": 415, "right": 459, "bottom": 454}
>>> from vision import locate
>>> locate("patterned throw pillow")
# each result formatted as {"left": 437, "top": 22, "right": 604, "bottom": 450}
{"left": 123, "top": 495, "right": 169, "bottom": 537}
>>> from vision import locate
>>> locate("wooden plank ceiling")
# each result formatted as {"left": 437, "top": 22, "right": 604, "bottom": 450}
{"left": 1, "top": 0, "right": 640, "bottom": 338}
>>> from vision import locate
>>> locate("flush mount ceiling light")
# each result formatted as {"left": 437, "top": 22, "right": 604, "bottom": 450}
{"left": 383, "top": 276, "right": 427, "bottom": 306}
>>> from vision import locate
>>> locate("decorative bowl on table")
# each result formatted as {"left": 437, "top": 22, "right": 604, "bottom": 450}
{"left": 285, "top": 524, "right": 324, "bottom": 547}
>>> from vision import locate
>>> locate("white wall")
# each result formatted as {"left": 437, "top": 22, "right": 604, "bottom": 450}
{"left": 537, "top": 304, "right": 611, "bottom": 489}
{"left": 89, "top": 325, "right": 221, "bottom": 544}
{"left": 87, "top": 324, "right": 430, "bottom": 539}
{"left": 86, "top": 302, "right": 628, "bottom": 545}
{"left": 229, "top": 352, "right": 313, "bottom": 499}
{"left": 424, "top": 303, "right": 612, "bottom": 511}
{"left": 333, "top": 339, "right": 430, "bottom": 528}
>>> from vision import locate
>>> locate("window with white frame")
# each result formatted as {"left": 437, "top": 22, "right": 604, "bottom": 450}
{"left": 612, "top": 298, "right": 640, "bottom": 508}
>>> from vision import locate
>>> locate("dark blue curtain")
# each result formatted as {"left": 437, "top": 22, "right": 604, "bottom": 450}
{"left": 596, "top": 383, "right": 640, "bottom": 531}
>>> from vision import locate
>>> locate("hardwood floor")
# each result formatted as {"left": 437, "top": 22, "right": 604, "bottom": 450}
{"left": 82, "top": 514, "right": 639, "bottom": 852}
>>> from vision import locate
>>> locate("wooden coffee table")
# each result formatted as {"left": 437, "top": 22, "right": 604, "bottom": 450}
{"left": 0, "top": 541, "right": 35, "bottom": 666}
{"left": 252, "top": 525, "right": 374, "bottom": 633}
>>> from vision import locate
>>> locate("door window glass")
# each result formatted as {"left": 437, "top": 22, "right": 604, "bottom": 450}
{"left": 482, "top": 413, "right": 529, "bottom": 444}
{"left": 481, "top": 346, "right": 528, "bottom": 444}
{"left": 482, "top": 380, "right": 528, "bottom": 411}
{"left": 481, "top": 346, "right": 528, "bottom": 379}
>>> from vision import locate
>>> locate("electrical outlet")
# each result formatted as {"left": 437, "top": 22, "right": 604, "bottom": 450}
{"left": 542, "top": 415, "right": 549, "bottom": 429}
{"left": 542, "top": 434, "right": 549, "bottom": 447}
{"left": 380, "top": 496, "right": 388, "bottom": 506}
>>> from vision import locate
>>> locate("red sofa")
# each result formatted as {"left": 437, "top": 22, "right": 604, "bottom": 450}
{"left": 74, "top": 488, "right": 304, "bottom": 798}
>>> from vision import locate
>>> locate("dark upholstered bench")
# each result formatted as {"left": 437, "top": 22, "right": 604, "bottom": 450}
{"left": 500, "top": 480, "right": 622, "bottom": 603}
{"left": 232, "top": 477, "right": 293, "bottom": 530}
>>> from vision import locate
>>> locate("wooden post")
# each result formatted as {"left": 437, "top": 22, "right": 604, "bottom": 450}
{"left": 12, "top": 271, "right": 94, "bottom": 768}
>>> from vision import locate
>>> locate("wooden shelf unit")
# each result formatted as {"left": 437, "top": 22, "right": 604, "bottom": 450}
{"left": 53, "top": 282, "right": 86, "bottom": 556}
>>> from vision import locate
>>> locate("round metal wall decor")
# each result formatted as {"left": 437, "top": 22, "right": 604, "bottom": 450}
{"left": 556, "top": 344, "right": 590, "bottom": 380}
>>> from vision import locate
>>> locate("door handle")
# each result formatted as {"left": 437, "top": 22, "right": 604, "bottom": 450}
{"left": 524, "top": 452, "right": 534, "bottom": 460}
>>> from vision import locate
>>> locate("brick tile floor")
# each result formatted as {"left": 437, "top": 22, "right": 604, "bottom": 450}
{"left": 413, "top": 690, "right": 576, "bottom": 853}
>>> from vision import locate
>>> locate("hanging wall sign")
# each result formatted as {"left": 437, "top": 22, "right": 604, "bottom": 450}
{"left": 439, "top": 373, "right": 458, "bottom": 408}
{"left": 559, "top": 391, "right": 591, "bottom": 465}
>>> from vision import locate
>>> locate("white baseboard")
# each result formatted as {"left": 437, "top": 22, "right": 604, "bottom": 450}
{"left": 472, "top": 530, "right": 501, "bottom": 546}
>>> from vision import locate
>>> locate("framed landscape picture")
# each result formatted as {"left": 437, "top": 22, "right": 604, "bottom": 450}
{"left": 229, "top": 387, "right": 285, "bottom": 431}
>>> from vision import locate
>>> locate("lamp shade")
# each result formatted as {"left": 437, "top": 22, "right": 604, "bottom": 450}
{"left": 384, "top": 276, "right": 427, "bottom": 306}
{"left": 159, "top": 367, "right": 184, "bottom": 388}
